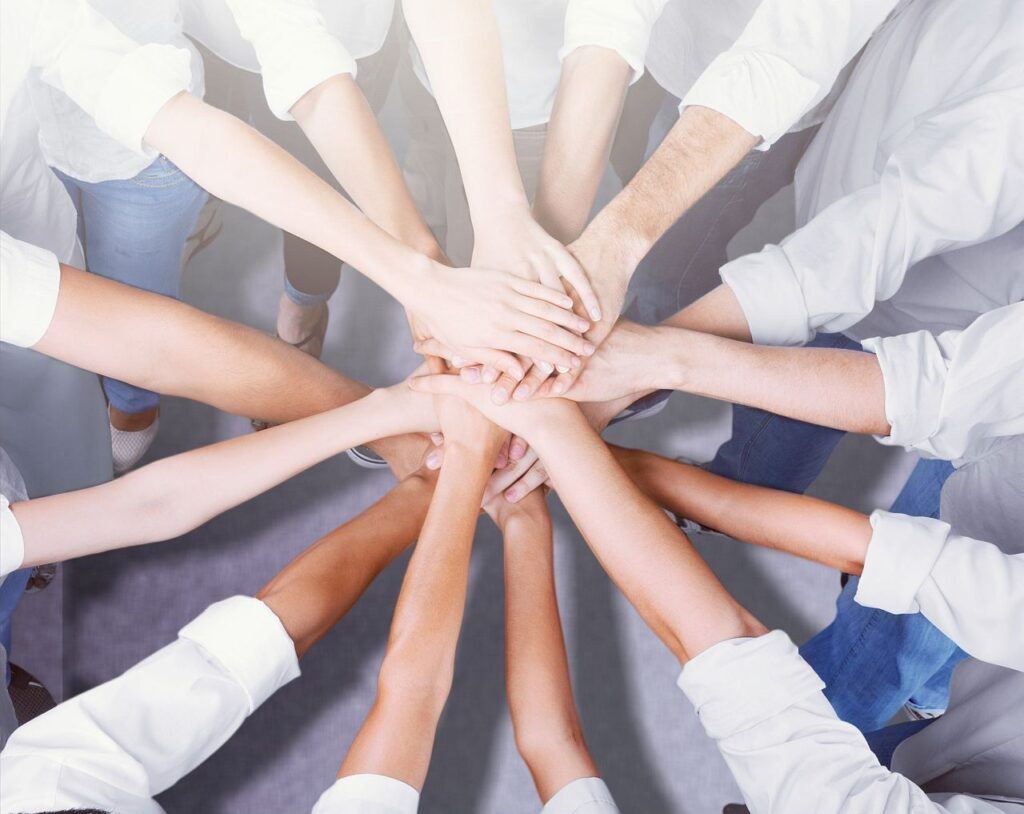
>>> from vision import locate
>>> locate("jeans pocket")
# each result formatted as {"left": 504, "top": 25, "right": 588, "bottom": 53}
{"left": 131, "top": 156, "right": 191, "bottom": 189}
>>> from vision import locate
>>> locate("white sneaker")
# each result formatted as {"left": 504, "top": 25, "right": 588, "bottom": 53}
{"left": 110, "top": 414, "right": 160, "bottom": 475}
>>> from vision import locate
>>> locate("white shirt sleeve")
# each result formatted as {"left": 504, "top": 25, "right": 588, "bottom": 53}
{"left": 862, "top": 304, "right": 1024, "bottom": 462}
{"left": 560, "top": 0, "right": 669, "bottom": 83}
{"left": 0, "top": 596, "right": 300, "bottom": 812}
{"left": 541, "top": 777, "right": 621, "bottom": 814}
{"left": 681, "top": 0, "right": 899, "bottom": 148}
{"left": 222, "top": 0, "right": 357, "bottom": 120}
{"left": 677, "top": 631, "right": 1004, "bottom": 814}
{"left": 720, "top": 87, "right": 1024, "bottom": 347}
{"left": 855, "top": 511, "right": 1024, "bottom": 673}
{"left": 0, "top": 231, "right": 62, "bottom": 348}
{"left": 0, "top": 496, "right": 25, "bottom": 581}
{"left": 312, "top": 773, "right": 420, "bottom": 814}
{"left": 31, "top": 0, "right": 193, "bottom": 155}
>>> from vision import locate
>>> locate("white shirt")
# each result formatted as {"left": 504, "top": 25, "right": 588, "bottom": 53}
{"left": 0, "top": 231, "right": 62, "bottom": 350}
{"left": 0, "top": 448, "right": 29, "bottom": 590}
{"left": 864, "top": 303, "right": 1024, "bottom": 465}
{"left": 411, "top": 0, "right": 668, "bottom": 130}
{"left": 541, "top": 777, "right": 621, "bottom": 814}
{"left": 0, "top": 0, "right": 192, "bottom": 264}
{"left": 0, "top": 596, "right": 302, "bottom": 813}
{"left": 719, "top": 0, "right": 1024, "bottom": 348}
{"left": 312, "top": 773, "right": 420, "bottom": 814}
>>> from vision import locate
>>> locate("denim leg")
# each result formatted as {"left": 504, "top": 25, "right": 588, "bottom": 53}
{"left": 800, "top": 457, "right": 964, "bottom": 732}
{"left": 863, "top": 719, "right": 935, "bottom": 769}
{"left": 708, "top": 332, "right": 862, "bottom": 491}
{"left": 55, "top": 157, "right": 208, "bottom": 414}
{"left": 0, "top": 569, "right": 31, "bottom": 686}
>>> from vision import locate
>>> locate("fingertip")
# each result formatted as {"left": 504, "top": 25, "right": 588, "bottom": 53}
{"left": 589, "top": 306, "right": 602, "bottom": 322}
{"left": 461, "top": 367, "right": 481, "bottom": 383}
{"left": 492, "top": 386, "right": 510, "bottom": 406}
{"left": 512, "top": 385, "right": 530, "bottom": 401}
{"left": 570, "top": 355, "right": 582, "bottom": 368}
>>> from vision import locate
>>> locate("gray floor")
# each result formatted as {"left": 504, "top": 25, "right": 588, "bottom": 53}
{"left": 13, "top": 199, "right": 918, "bottom": 812}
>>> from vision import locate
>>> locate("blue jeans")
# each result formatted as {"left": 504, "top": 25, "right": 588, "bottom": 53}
{"left": 708, "top": 333, "right": 965, "bottom": 734}
{"left": 0, "top": 569, "right": 31, "bottom": 686}
{"left": 57, "top": 156, "right": 208, "bottom": 414}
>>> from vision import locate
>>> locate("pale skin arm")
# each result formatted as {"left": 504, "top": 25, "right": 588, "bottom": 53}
{"left": 10, "top": 385, "right": 439, "bottom": 569}
{"left": 486, "top": 491, "right": 600, "bottom": 802}
{"left": 338, "top": 401, "right": 505, "bottom": 788}
{"left": 144, "top": 92, "right": 589, "bottom": 376}
{"left": 31, "top": 264, "right": 426, "bottom": 478}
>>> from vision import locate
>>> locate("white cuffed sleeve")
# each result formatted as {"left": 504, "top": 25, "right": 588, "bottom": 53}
{"left": 681, "top": 0, "right": 898, "bottom": 147}
{"left": 677, "top": 631, "right": 989, "bottom": 813}
{"left": 32, "top": 0, "right": 192, "bottom": 155}
{"left": 863, "top": 303, "right": 1024, "bottom": 462}
{"left": 560, "top": 0, "right": 669, "bottom": 83}
{"left": 222, "top": 0, "right": 357, "bottom": 120}
{"left": 313, "top": 773, "right": 420, "bottom": 814}
{"left": 0, "top": 231, "right": 62, "bottom": 348}
{"left": 721, "top": 88, "right": 1024, "bottom": 346}
{"left": 541, "top": 777, "right": 621, "bottom": 814}
{"left": 857, "top": 511, "right": 1024, "bottom": 672}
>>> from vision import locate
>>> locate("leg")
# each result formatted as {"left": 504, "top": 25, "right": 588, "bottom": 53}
{"left": 800, "top": 457, "right": 963, "bottom": 732}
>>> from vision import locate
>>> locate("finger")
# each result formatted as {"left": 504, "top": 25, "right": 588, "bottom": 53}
{"left": 483, "top": 447, "right": 539, "bottom": 504}
{"left": 505, "top": 461, "right": 549, "bottom": 503}
{"left": 515, "top": 312, "right": 596, "bottom": 357}
{"left": 508, "top": 434, "right": 529, "bottom": 461}
{"left": 491, "top": 371, "right": 518, "bottom": 405}
{"left": 460, "top": 365, "right": 482, "bottom": 383}
{"left": 426, "top": 355, "right": 447, "bottom": 375}
{"left": 506, "top": 334, "right": 578, "bottom": 371}
{"left": 509, "top": 277, "right": 575, "bottom": 309}
{"left": 413, "top": 338, "right": 456, "bottom": 361}
{"left": 535, "top": 259, "right": 567, "bottom": 297}
{"left": 425, "top": 445, "right": 444, "bottom": 470}
{"left": 549, "top": 366, "right": 581, "bottom": 396}
{"left": 515, "top": 295, "right": 591, "bottom": 334}
{"left": 430, "top": 433, "right": 444, "bottom": 446}
{"left": 408, "top": 373, "right": 467, "bottom": 396}
{"left": 512, "top": 361, "right": 553, "bottom": 401}
{"left": 554, "top": 252, "right": 602, "bottom": 322}
{"left": 471, "top": 348, "right": 525, "bottom": 381}
{"left": 495, "top": 435, "right": 510, "bottom": 469}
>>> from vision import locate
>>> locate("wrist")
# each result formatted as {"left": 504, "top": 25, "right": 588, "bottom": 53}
{"left": 526, "top": 401, "right": 589, "bottom": 457}
{"left": 469, "top": 194, "right": 531, "bottom": 239}
{"left": 651, "top": 326, "right": 699, "bottom": 392}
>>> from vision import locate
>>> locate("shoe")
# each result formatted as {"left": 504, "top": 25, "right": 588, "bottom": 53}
{"left": 347, "top": 445, "right": 389, "bottom": 469}
{"left": 8, "top": 663, "right": 56, "bottom": 725}
{"left": 904, "top": 702, "right": 945, "bottom": 721}
{"left": 110, "top": 412, "right": 159, "bottom": 475}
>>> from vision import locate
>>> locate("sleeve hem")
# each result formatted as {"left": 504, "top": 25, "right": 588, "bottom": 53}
{"left": 720, "top": 245, "right": 814, "bottom": 346}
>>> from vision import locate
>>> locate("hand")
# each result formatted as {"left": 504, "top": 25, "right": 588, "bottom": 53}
{"left": 482, "top": 485, "right": 550, "bottom": 532}
{"left": 411, "top": 264, "right": 595, "bottom": 380}
{"left": 433, "top": 392, "right": 507, "bottom": 460}
{"left": 558, "top": 320, "right": 661, "bottom": 403}
{"left": 472, "top": 203, "right": 602, "bottom": 321}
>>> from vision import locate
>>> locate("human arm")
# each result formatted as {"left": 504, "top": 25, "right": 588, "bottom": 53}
{"left": 402, "top": 0, "right": 600, "bottom": 316}
{"left": 335, "top": 399, "right": 505, "bottom": 790}
{"left": 485, "top": 491, "right": 601, "bottom": 802}
{"left": 6, "top": 384, "right": 437, "bottom": 572}
{"left": 612, "top": 447, "right": 1024, "bottom": 671}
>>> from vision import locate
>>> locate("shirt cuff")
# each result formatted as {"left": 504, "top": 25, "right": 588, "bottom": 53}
{"left": 313, "top": 774, "right": 420, "bottom": 814}
{"left": 861, "top": 332, "right": 947, "bottom": 454}
{"left": 94, "top": 44, "right": 193, "bottom": 155}
{"left": 0, "top": 496, "right": 25, "bottom": 580}
{"left": 0, "top": 233, "right": 62, "bottom": 348}
{"left": 179, "top": 596, "right": 300, "bottom": 713}
{"left": 855, "top": 511, "right": 951, "bottom": 615}
{"left": 677, "top": 630, "right": 825, "bottom": 740}
{"left": 681, "top": 50, "right": 819, "bottom": 150}
{"left": 719, "top": 245, "right": 813, "bottom": 346}
{"left": 559, "top": 18, "right": 653, "bottom": 84}
{"left": 263, "top": 39, "right": 357, "bottom": 121}
{"left": 542, "top": 777, "right": 619, "bottom": 814}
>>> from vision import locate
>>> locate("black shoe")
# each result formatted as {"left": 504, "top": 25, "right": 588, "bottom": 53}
{"left": 723, "top": 806, "right": 750, "bottom": 814}
{"left": 8, "top": 663, "right": 56, "bottom": 725}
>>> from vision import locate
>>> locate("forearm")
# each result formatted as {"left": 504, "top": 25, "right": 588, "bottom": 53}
{"left": 533, "top": 47, "right": 632, "bottom": 243}
{"left": 530, "top": 408, "right": 763, "bottom": 662}
{"left": 403, "top": 0, "right": 528, "bottom": 221}
{"left": 503, "top": 505, "right": 597, "bottom": 800}
{"left": 13, "top": 390, "right": 413, "bottom": 568}
{"left": 292, "top": 73, "right": 441, "bottom": 258}
{"left": 340, "top": 444, "right": 492, "bottom": 786}
{"left": 144, "top": 93, "right": 428, "bottom": 304}
{"left": 258, "top": 473, "right": 436, "bottom": 657}
{"left": 585, "top": 106, "right": 758, "bottom": 281}
{"left": 612, "top": 446, "right": 871, "bottom": 574}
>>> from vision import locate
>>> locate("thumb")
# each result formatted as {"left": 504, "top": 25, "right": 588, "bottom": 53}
{"left": 408, "top": 373, "right": 466, "bottom": 395}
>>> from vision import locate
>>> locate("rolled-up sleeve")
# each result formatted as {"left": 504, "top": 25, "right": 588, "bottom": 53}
{"left": 857, "top": 511, "right": 1024, "bottom": 672}
{"left": 862, "top": 303, "right": 1024, "bottom": 461}
{"left": 0, "top": 232, "right": 62, "bottom": 348}
{"left": 32, "top": 0, "right": 192, "bottom": 155}
{"left": 223, "top": 0, "right": 357, "bottom": 120}
{"left": 313, "top": 773, "right": 420, "bottom": 814}
{"left": 677, "top": 631, "right": 982, "bottom": 813}
{"left": 681, "top": 0, "right": 898, "bottom": 147}
{"left": 721, "top": 88, "right": 1024, "bottom": 346}
{"left": 560, "top": 0, "right": 668, "bottom": 83}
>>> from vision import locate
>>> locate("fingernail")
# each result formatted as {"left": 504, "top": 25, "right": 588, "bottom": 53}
{"left": 537, "top": 360, "right": 554, "bottom": 375}
{"left": 430, "top": 433, "right": 443, "bottom": 445}
{"left": 483, "top": 369, "right": 499, "bottom": 384}
{"left": 511, "top": 367, "right": 524, "bottom": 380}
{"left": 492, "top": 387, "right": 510, "bottom": 405}
{"left": 577, "top": 319, "right": 590, "bottom": 332}
{"left": 510, "top": 442, "right": 526, "bottom": 459}
{"left": 505, "top": 488, "right": 520, "bottom": 502}
{"left": 462, "top": 367, "right": 481, "bottom": 383}
{"left": 583, "top": 343, "right": 595, "bottom": 356}
{"left": 426, "top": 451, "right": 441, "bottom": 469}
{"left": 571, "top": 355, "right": 582, "bottom": 368}
{"left": 513, "top": 385, "right": 530, "bottom": 401}
{"left": 561, "top": 296, "right": 573, "bottom": 308}
{"left": 556, "top": 364, "right": 569, "bottom": 374}
{"left": 553, "top": 381, "right": 567, "bottom": 395}
{"left": 451, "top": 355, "right": 466, "bottom": 367}
{"left": 590, "top": 307, "right": 602, "bottom": 321}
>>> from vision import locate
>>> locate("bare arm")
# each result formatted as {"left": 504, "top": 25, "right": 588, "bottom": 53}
{"left": 338, "top": 401, "right": 505, "bottom": 788}
{"left": 487, "top": 492, "right": 598, "bottom": 801}
{"left": 10, "top": 385, "right": 437, "bottom": 569}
